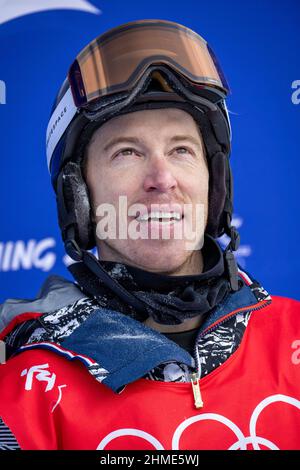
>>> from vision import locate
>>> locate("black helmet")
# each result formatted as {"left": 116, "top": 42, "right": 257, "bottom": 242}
{"left": 47, "top": 19, "right": 240, "bottom": 293}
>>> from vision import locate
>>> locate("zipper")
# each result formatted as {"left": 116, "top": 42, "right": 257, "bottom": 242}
{"left": 190, "top": 298, "right": 272, "bottom": 409}
{"left": 190, "top": 372, "right": 203, "bottom": 409}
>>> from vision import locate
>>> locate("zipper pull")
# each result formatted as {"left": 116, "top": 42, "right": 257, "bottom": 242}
{"left": 190, "top": 372, "right": 203, "bottom": 409}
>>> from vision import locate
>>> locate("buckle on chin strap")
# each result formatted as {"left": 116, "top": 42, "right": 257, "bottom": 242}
{"left": 224, "top": 219, "right": 240, "bottom": 292}
{"left": 65, "top": 239, "right": 83, "bottom": 262}
{"left": 229, "top": 225, "right": 240, "bottom": 252}
{"left": 224, "top": 249, "right": 239, "bottom": 292}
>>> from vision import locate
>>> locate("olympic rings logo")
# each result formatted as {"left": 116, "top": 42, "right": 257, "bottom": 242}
{"left": 97, "top": 394, "right": 300, "bottom": 450}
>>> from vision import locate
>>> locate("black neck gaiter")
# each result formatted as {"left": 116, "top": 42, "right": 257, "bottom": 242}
{"left": 68, "top": 235, "right": 230, "bottom": 325}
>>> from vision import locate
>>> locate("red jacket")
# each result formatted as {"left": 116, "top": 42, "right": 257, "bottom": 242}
{"left": 0, "top": 293, "right": 299, "bottom": 450}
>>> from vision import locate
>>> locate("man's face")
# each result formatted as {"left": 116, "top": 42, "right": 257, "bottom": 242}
{"left": 84, "top": 108, "right": 209, "bottom": 275}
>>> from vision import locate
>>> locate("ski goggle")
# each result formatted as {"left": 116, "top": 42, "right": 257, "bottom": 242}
{"left": 47, "top": 20, "right": 230, "bottom": 170}
{"left": 68, "top": 19, "right": 230, "bottom": 107}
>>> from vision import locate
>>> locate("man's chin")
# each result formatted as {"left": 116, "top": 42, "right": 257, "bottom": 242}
{"left": 97, "top": 240, "right": 203, "bottom": 275}
{"left": 125, "top": 248, "right": 202, "bottom": 276}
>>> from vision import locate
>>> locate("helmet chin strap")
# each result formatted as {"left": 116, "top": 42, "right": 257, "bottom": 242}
{"left": 223, "top": 214, "right": 240, "bottom": 292}
{"left": 65, "top": 237, "right": 148, "bottom": 315}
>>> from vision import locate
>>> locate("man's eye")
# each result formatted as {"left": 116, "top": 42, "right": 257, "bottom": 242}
{"left": 115, "top": 148, "right": 137, "bottom": 157}
{"left": 174, "top": 147, "right": 190, "bottom": 155}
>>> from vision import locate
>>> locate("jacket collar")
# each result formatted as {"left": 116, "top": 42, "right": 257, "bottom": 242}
{"left": 62, "top": 276, "right": 264, "bottom": 392}
{"left": 16, "top": 271, "right": 267, "bottom": 393}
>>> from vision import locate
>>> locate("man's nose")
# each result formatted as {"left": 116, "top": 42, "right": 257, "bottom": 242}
{"left": 142, "top": 155, "right": 178, "bottom": 193}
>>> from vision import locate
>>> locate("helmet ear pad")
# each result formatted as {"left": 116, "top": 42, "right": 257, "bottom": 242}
{"left": 57, "top": 161, "right": 95, "bottom": 250}
{"left": 206, "top": 152, "right": 229, "bottom": 238}
{"left": 194, "top": 111, "right": 232, "bottom": 239}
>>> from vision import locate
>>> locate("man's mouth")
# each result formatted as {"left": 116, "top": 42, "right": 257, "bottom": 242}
{"left": 136, "top": 211, "right": 183, "bottom": 223}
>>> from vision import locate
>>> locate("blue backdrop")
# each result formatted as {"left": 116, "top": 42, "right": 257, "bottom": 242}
{"left": 0, "top": 0, "right": 299, "bottom": 303}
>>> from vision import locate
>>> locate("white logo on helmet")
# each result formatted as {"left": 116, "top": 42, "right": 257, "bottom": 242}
{"left": 46, "top": 87, "right": 77, "bottom": 171}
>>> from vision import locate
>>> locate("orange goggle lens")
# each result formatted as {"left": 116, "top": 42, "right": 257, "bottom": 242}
{"left": 68, "top": 19, "right": 229, "bottom": 107}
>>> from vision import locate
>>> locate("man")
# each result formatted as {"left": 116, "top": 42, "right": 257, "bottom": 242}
{"left": 0, "top": 19, "right": 299, "bottom": 450}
